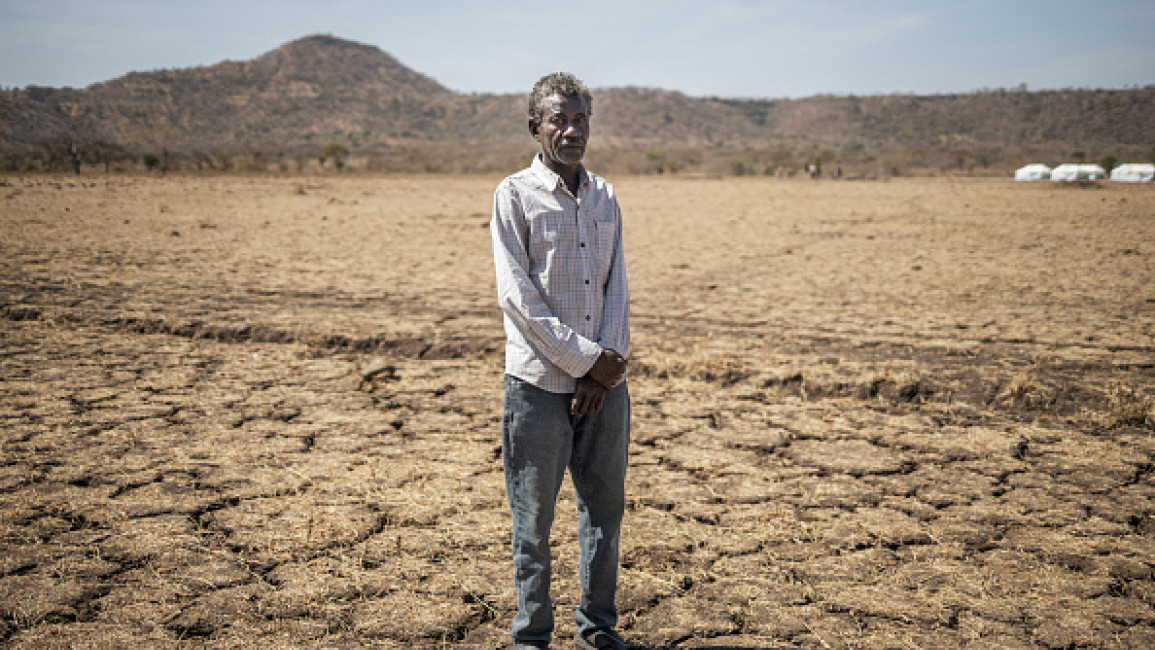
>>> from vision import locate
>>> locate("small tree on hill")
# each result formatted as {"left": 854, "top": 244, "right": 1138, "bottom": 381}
{"left": 38, "top": 138, "right": 82, "bottom": 173}
{"left": 1099, "top": 155, "right": 1117, "bottom": 173}
{"left": 88, "top": 140, "right": 128, "bottom": 173}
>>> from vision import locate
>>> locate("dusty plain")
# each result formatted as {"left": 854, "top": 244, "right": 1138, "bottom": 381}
{"left": 1, "top": 173, "right": 1153, "bottom": 648}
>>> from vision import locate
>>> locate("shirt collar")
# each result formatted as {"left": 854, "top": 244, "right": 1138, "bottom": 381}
{"left": 531, "top": 154, "right": 589, "bottom": 194}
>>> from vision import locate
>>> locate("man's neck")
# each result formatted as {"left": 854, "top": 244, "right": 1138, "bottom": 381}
{"left": 543, "top": 157, "right": 582, "bottom": 195}
{"left": 561, "top": 170, "right": 580, "bottom": 195}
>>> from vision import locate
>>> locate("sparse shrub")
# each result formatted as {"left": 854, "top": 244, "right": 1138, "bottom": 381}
{"left": 950, "top": 149, "right": 972, "bottom": 170}
{"left": 236, "top": 153, "right": 265, "bottom": 172}
{"left": 320, "top": 143, "right": 349, "bottom": 171}
{"left": 190, "top": 151, "right": 214, "bottom": 171}
{"left": 1099, "top": 155, "right": 1117, "bottom": 172}
{"left": 974, "top": 148, "right": 996, "bottom": 168}
{"left": 141, "top": 152, "right": 160, "bottom": 171}
{"left": 21, "top": 150, "right": 45, "bottom": 172}
{"left": 1101, "top": 386, "right": 1153, "bottom": 429}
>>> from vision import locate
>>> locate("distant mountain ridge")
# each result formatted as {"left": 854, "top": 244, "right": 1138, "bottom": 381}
{"left": 2, "top": 34, "right": 1152, "bottom": 174}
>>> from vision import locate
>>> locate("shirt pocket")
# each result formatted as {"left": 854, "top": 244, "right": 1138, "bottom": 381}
{"left": 592, "top": 217, "right": 617, "bottom": 268}
{"left": 526, "top": 209, "right": 568, "bottom": 271}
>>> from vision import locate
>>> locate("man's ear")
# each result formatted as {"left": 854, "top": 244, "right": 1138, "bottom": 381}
{"left": 528, "top": 119, "right": 539, "bottom": 138}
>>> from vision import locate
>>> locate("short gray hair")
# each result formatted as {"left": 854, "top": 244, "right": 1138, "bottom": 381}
{"left": 528, "top": 72, "right": 593, "bottom": 125}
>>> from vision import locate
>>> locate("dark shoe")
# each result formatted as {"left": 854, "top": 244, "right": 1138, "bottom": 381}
{"left": 514, "top": 643, "right": 549, "bottom": 650}
{"left": 574, "top": 628, "right": 642, "bottom": 650}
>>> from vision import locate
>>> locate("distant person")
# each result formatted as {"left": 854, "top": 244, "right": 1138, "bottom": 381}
{"left": 490, "top": 72, "right": 637, "bottom": 650}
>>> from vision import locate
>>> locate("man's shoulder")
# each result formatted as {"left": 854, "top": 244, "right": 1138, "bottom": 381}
{"left": 585, "top": 168, "right": 612, "bottom": 189}
{"left": 505, "top": 165, "right": 536, "bottom": 182}
{"left": 584, "top": 169, "right": 616, "bottom": 200}
{"left": 496, "top": 166, "right": 543, "bottom": 196}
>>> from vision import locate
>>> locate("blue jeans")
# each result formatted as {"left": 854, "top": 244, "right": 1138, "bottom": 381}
{"left": 502, "top": 374, "right": 631, "bottom": 645}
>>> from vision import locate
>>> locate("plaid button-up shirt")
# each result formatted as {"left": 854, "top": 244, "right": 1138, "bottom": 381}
{"left": 491, "top": 155, "right": 630, "bottom": 394}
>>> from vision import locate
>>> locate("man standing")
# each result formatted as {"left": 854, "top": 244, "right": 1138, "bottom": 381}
{"left": 491, "top": 72, "right": 638, "bottom": 650}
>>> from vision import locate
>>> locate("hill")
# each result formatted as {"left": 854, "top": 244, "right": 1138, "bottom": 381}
{"left": 2, "top": 35, "right": 1153, "bottom": 175}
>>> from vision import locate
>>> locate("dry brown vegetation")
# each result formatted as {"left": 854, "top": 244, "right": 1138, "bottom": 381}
{"left": 1, "top": 173, "right": 1153, "bottom": 648}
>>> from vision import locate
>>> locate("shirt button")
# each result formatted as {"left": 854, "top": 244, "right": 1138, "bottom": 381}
{"left": 584, "top": 280, "right": 590, "bottom": 285}
{"left": 585, "top": 315, "right": 591, "bottom": 321}
{"left": 580, "top": 242, "right": 586, "bottom": 247}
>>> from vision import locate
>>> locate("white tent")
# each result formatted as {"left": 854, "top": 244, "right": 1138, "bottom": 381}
{"left": 1051, "top": 164, "right": 1107, "bottom": 182}
{"left": 1014, "top": 164, "right": 1051, "bottom": 181}
{"left": 1110, "top": 163, "right": 1155, "bottom": 183}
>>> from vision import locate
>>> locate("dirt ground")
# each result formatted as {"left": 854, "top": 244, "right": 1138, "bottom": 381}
{"left": 1, "top": 173, "right": 1153, "bottom": 649}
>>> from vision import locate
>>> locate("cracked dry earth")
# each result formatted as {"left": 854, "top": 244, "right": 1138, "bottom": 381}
{"left": 1, "top": 174, "right": 1153, "bottom": 649}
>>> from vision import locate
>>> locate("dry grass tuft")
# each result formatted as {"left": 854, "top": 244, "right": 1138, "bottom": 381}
{"left": 1101, "top": 385, "right": 1153, "bottom": 430}
{"left": 1002, "top": 373, "right": 1039, "bottom": 404}
{"left": 862, "top": 370, "right": 928, "bottom": 403}
{"left": 634, "top": 350, "right": 751, "bottom": 386}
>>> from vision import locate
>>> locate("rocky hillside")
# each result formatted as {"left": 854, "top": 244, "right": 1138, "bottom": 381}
{"left": 2, "top": 35, "right": 1152, "bottom": 174}
{"left": 1, "top": 36, "right": 456, "bottom": 149}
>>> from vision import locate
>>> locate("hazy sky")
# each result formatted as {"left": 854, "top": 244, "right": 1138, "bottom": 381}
{"left": 2, "top": 0, "right": 1152, "bottom": 98}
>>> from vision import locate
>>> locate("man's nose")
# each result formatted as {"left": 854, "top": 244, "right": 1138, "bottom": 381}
{"left": 561, "top": 121, "right": 584, "bottom": 138}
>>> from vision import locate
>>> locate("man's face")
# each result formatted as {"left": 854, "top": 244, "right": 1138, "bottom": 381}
{"left": 530, "top": 93, "right": 590, "bottom": 169}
